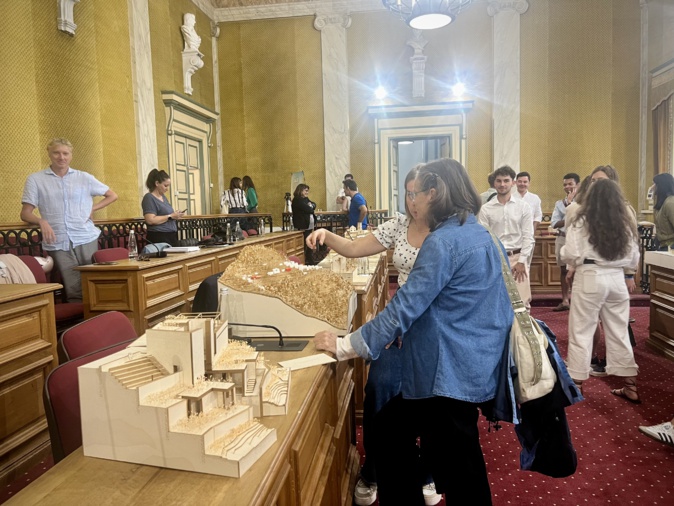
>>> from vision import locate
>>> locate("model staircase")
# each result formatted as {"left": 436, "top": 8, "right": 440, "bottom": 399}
{"left": 245, "top": 377, "right": 256, "bottom": 395}
{"left": 109, "top": 356, "right": 169, "bottom": 389}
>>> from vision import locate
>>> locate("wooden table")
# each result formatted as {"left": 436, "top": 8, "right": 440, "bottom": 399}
{"left": 0, "top": 283, "right": 61, "bottom": 488}
{"left": 7, "top": 340, "right": 360, "bottom": 505}
{"left": 645, "top": 251, "right": 674, "bottom": 361}
{"left": 76, "top": 232, "right": 305, "bottom": 335}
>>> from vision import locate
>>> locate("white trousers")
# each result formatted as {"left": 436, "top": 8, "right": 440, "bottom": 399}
{"left": 567, "top": 265, "right": 638, "bottom": 381}
{"left": 509, "top": 252, "right": 531, "bottom": 309}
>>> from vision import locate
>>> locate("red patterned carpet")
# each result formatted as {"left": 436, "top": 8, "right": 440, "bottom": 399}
{"left": 356, "top": 304, "right": 674, "bottom": 506}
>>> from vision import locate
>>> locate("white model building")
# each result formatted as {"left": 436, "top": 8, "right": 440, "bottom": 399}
{"left": 79, "top": 313, "right": 289, "bottom": 477}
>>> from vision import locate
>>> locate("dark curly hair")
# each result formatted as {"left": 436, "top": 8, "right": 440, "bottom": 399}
{"left": 575, "top": 179, "right": 636, "bottom": 261}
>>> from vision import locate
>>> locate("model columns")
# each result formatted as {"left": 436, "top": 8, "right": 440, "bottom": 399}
{"left": 488, "top": 0, "right": 529, "bottom": 171}
{"left": 314, "top": 13, "right": 352, "bottom": 210}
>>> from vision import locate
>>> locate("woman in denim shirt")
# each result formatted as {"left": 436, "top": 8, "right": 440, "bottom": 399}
{"left": 316, "top": 158, "right": 513, "bottom": 506}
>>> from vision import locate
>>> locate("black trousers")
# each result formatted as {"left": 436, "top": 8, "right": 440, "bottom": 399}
{"left": 374, "top": 395, "right": 492, "bottom": 506}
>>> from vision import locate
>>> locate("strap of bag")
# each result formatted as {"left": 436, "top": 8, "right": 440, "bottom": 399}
{"left": 487, "top": 229, "right": 544, "bottom": 385}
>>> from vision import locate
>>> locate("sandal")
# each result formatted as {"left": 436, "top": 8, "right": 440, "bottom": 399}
{"left": 553, "top": 303, "right": 570, "bottom": 312}
{"left": 611, "top": 379, "right": 641, "bottom": 404}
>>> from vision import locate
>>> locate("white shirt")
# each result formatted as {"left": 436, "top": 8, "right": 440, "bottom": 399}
{"left": 478, "top": 195, "right": 535, "bottom": 263}
{"left": 514, "top": 191, "right": 543, "bottom": 223}
{"left": 561, "top": 217, "right": 639, "bottom": 269}
{"left": 551, "top": 198, "right": 570, "bottom": 232}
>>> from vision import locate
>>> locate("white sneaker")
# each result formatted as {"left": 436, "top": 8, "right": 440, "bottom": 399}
{"left": 422, "top": 482, "right": 442, "bottom": 506}
{"left": 639, "top": 421, "right": 674, "bottom": 447}
{"left": 354, "top": 478, "right": 377, "bottom": 506}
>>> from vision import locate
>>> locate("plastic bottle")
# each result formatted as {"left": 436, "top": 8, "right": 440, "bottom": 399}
{"left": 234, "top": 221, "right": 244, "bottom": 241}
{"left": 258, "top": 219, "right": 265, "bottom": 236}
{"left": 128, "top": 230, "right": 138, "bottom": 260}
{"left": 226, "top": 223, "right": 232, "bottom": 243}
{"left": 217, "top": 286, "right": 229, "bottom": 323}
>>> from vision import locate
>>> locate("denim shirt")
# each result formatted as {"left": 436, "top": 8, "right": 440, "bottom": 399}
{"left": 350, "top": 214, "right": 513, "bottom": 403}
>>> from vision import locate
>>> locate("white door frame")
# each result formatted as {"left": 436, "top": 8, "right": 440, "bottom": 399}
{"left": 368, "top": 102, "right": 473, "bottom": 211}
{"left": 162, "top": 92, "right": 218, "bottom": 214}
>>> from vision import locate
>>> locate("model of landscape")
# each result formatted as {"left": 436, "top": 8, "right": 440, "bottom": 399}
{"left": 79, "top": 312, "right": 289, "bottom": 477}
{"left": 218, "top": 245, "right": 356, "bottom": 337}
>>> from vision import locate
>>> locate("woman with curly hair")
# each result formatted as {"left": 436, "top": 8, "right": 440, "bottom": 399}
{"left": 561, "top": 178, "right": 640, "bottom": 403}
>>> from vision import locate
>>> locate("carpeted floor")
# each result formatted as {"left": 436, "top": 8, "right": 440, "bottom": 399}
{"left": 355, "top": 303, "right": 673, "bottom": 506}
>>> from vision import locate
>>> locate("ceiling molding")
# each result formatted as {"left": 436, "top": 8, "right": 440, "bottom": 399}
{"left": 191, "top": 0, "right": 384, "bottom": 23}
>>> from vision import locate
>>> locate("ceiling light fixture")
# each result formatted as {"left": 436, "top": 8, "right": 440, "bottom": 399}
{"left": 382, "top": 0, "right": 472, "bottom": 30}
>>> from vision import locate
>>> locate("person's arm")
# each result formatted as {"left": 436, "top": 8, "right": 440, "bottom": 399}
{"left": 21, "top": 203, "right": 56, "bottom": 244}
{"left": 317, "top": 233, "right": 453, "bottom": 360}
{"left": 293, "top": 197, "right": 315, "bottom": 214}
{"left": 306, "top": 228, "right": 385, "bottom": 257}
{"left": 551, "top": 201, "right": 565, "bottom": 228}
{"left": 560, "top": 224, "right": 582, "bottom": 267}
{"left": 357, "top": 205, "right": 368, "bottom": 229}
{"left": 247, "top": 189, "right": 258, "bottom": 211}
{"left": 144, "top": 211, "right": 183, "bottom": 225}
{"left": 518, "top": 205, "right": 534, "bottom": 263}
{"left": 92, "top": 189, "right": 118, "bottom": 213}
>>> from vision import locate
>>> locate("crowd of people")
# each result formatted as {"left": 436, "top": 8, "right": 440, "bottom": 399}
{"left": 18, "top": 137, "right": 672, "bottom": 505}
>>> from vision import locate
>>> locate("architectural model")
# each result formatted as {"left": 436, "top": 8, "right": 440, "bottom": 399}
{"left": 79, "top": 313, "right": 290, "bottom": 477}
{"left": 219, "top": 245, "right": 357, "bottom": 338}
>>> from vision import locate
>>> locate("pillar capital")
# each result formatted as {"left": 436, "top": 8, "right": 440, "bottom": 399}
{"left": 487, "top": 0, "right": 529, "bottom": 17}
{"left": 314, "top": 13, "right": 351, "bottom": 31}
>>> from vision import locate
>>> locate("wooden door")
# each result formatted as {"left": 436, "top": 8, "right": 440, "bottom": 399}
{"left": 173, "top": 135, "right": 204, "bottom": 215}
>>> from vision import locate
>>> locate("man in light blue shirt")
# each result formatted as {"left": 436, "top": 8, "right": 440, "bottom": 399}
{"left": 551, "top": 172, "right": 580, "bottom": 311}
{"left": 20, "top": 138, "right": 118, "bottom": 302}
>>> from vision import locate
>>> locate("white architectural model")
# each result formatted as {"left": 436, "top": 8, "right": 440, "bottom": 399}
{"left": 79, "top": 313, "right": 290, "bottom": 477}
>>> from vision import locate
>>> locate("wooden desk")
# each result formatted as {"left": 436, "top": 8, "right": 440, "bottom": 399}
{"left": 76, "top": 232, "right": 305, "bottom": 335}
{"left": 0, "top": 283, "right": 61, "bottom": 488}
{"left": 349, "top": 253, "right": 389, "bottom": 424}
{"left": 645, "top": 251, "right": 674, "bottom": 361}
{"left": 7, "top": 340, "right": 359, "bottom": 506}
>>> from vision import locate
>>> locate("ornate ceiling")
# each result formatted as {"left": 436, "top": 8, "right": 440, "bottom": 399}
{"left": 212, "top": 0, "right": 314, "bottom": 7}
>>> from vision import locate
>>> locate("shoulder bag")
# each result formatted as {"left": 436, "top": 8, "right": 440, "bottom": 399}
{"left": 488, "top": 230, "right": 557, "bottom": 403}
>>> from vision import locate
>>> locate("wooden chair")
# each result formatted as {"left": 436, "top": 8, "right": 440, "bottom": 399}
{"left": 17, "top": 255, "right": 84, "bottom": 329}
{"left": 43, "top": 339, "right": 137, "bottom": 463}
{"left": 60, "top": 311, "right": 138, "bottom": 361}
{"left": 92, "top": 247, "right": 129, "bottom": 263}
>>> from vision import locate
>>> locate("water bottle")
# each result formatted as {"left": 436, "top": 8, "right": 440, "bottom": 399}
{"left": 226, "top": 223, "right": 232, "bottom": 243}
{"left": 258, "top": 219, "right": 265, "bottom": 236}
{"left": 128, "top": 230, "right": 138, "bottom": 260}
{"left": 217, "top": 286, "right": 229, "bottom": 323}
{"left": 234, "top": 221, "right": 244, "bottom": 241}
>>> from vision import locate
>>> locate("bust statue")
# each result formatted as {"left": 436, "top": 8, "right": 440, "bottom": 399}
{"left": 181, "top": 13, "right": 201, "bottom": 52}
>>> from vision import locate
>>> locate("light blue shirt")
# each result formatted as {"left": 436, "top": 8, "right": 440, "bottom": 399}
{"left": 551, "top": 199, "right": 567, "bottom": 232}
{"left": 350, "top": 214, "right": 513, "bottom": 404}
{"left": 22, "top": 167, "right": 109, "bottom": 251}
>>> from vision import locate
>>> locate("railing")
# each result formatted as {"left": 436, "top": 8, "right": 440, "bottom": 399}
{"left": 0, "top": 214, "right": 273, "bottom": 257}
{"left": 282, "top": 210, "right": 390, "bottom": 233}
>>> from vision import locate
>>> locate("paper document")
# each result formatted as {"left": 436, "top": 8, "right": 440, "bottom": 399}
{"left": 163, "top": 246, "right": 200, "bottom": 253}
{"left": 278, "top": 353, "right": 336, "bottom": 371}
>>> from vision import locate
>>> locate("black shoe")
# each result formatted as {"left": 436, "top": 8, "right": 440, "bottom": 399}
{"left": 590, "top": 358, "right": 607, "bottom": 377}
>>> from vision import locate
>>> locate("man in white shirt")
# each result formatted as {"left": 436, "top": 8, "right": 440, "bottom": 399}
{"left": 514, "top": 172, "right": 543, "bottom": 231}
{"left": 551, "top": 173, "right": 580, "bottom": 311}
{"left": 479, "top": 165, "right": 535, "bottom": 308}
{"left": 335, "top": 173, "right": 354, "bottom": 211}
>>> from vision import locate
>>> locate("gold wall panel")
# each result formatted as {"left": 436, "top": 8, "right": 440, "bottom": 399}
{"left": 0, "top": 0, "right": 137, "bottom": 225}
{"left": 219, "top": 16, "right": 324, "bottom": 219}
{"left": 521, "top": 0, "right": 640, "bottom": 211}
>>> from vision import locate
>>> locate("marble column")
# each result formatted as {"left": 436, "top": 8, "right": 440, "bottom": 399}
{"left": 638, "top": 0, "right": 649, "bottom": 216}
{"left": 488, "top": 0, "right": 529, "bottom": 171}
{"left": 212, "top": 21, "right": 224, "bottom": 207}
{"left": 127, "top": 0, "right": 158, "bottom": 197}
{"left": 314, "top": 13, "right": 351, "bottom": 210}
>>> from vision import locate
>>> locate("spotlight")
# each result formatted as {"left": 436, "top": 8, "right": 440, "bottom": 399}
{"left": 452, "top": 82, "right": 466, "bottom": 97}
{"left": 375, "top": 86, "right": 388, "bottom": 100}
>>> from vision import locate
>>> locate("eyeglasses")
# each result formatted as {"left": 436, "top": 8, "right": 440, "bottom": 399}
{"left": 406, "top": 189, "right": 429, "bottom": 201}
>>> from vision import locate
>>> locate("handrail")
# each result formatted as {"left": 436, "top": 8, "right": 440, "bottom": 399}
{"left": 0, "top": 213, "right": 273, "bottom": 257}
